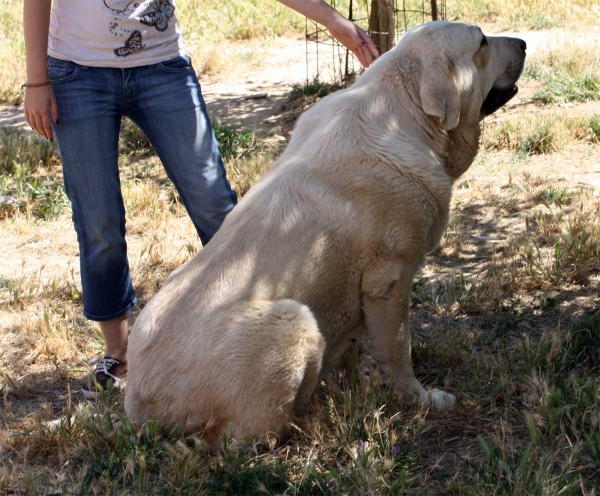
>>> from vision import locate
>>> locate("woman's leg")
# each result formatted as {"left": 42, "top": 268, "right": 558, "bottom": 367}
{"left": 49, "top": 58, "right": 131, "bottom": 395}
{"left": 127, "top": 56, "right": 237, "bottom": 246}
{"left": 99, "top": 315, "right": 128, "bottom": 363}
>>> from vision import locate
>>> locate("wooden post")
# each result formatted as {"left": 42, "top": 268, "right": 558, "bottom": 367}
{"left": 369, "top": 0, "right": 396, "bottom": 54}
{"left": 431, "top": 0, "right": 438, "bottom": 20}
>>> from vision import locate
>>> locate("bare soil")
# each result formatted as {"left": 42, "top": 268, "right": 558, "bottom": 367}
{"left": 2, "top": 28, "right": 599, "bottom": 288}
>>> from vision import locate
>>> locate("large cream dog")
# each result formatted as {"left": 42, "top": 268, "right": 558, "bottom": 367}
{"left": 125, "top": 21, "right": 526, "bottom": 447}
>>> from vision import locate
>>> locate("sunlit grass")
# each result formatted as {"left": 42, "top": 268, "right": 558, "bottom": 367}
{"left": 483, "top": 111, "right": 600, "bottom": 156}
{"left": 447, "top": 0, "right": 600, "bottom": 29}
{"left": 526, "top": 44, "right": 600, "bottom": 104}
{"left": 2, "top": 1, "right": 600, "bottom": 494}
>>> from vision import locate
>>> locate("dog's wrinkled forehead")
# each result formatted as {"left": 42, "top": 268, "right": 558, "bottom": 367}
{"left": 400, "top": 21, "right": 483, "bottom": 61}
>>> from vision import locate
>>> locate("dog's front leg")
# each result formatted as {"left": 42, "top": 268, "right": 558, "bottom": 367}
{"left": 361, "top": 262, "right": 455, "bottom": 410}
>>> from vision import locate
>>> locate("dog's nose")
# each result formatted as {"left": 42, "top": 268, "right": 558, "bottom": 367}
{"left": 518, "top": 39, "right": 527, "bottom": 51}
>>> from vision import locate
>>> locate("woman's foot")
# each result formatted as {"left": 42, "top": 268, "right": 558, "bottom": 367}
{"left": 81, "top": 356, "right": 128, "bottom": 400}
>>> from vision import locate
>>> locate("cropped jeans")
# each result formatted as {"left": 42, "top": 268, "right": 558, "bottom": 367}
{"left": 48, "top": 55, "right": 237, "bottom": 321}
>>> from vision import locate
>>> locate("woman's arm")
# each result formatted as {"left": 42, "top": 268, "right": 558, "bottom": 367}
{"left": 277, "top": 0, "right": 379, "bottom": 68}
{"left": 23, "top": 0, "right": 58, "bottom": 140}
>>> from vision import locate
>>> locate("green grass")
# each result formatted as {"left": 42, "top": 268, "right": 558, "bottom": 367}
{"left": 4, "top": 310, "right": 599, "bottom": 494}
{"left": 533, "top": 73, "right": 600, "bottom": 104}
{"left": 289, "top": 77, "right": 337, "bottom": 102}
{"left": 0, "top": 120, "right": 262, "bottom": 220}
{"left": 119, "top": 118, "right": 154, "bottom": 158}
{"left": 534, "top": 185, "right": 571, "bottom": 207}
{"left": 483, "top": 112, "right": 600, "bottom": 159}
{"left": 113, "top": 118, "right": 260, "bottom": 162}
{"left": 517, "top": 120, "right": 556, "bottom": 156}
{"left": 0, "top": 129, "right": 68, "bottom": 220}
{"left": 3, "top": 2, "right": 600, "bottom": 495}
{"left": 0, "top": 128, "right": 59, "bottom": 175}
{"left": 484, "top": 117, "right": 556, "bottom": 157}
{"left": 526, "top": 47, "right": 600, "bottom": 104}
{"left": 212, "top": 121, "right": 259, "bottom": 160}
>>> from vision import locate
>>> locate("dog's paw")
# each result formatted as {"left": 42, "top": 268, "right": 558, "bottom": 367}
{"left": 398, "top": 385, "right": 455, "bottom": 410}
{"left": 423, "top": 388, "right": 456, "bottom": 410}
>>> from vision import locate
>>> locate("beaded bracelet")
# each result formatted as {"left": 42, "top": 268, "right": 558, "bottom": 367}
{"left": 20, "top": 80, "right": 51, "bottom": 91}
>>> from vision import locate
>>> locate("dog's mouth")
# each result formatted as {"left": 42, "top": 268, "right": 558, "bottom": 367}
{"left": 481, "top": 85, "right": 519, "bottom": 116}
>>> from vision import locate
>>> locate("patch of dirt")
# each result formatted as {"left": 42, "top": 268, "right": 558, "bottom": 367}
{"left": 2, "top": 28, "right": 600, "bottom": 296}
{"left": 0, "top": 105, "right": 28, "bottom": 131}
{"left": 1, "top": 27, "right": 600, "bottom": 316}
{"left": 4, "top": 28, "right": 600, "bottom": 138}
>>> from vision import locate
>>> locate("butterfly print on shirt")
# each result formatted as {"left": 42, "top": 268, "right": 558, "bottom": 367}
{"left": 104, "top": 0, "right": 135, "bottom": 14}
{"left": 139, "top": 0, "right": 175, "bottom": 32}
{"left": 104, "top": 0, "right": 152, "bottom": 17}
{"left": 114, "top": 30, "right": 145, "bottom": 57}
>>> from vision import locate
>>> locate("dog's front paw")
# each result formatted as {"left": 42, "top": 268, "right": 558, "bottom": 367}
{"left": 398, "top": 383, "right": 456, "bottom": 410}
{"left": 423, "top": 388, "right": 456, "bottom": 410}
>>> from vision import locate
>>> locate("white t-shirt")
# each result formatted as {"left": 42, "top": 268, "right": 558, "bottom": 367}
{"left": 48, "top": 0, "right": 186, "bottom": 68}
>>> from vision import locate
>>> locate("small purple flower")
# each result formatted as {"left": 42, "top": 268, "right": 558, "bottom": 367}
{"left": 391, "top": 445, "right": 402, "bottom": 455}
{"left": 0, "top": 196, "right": 22, "bottom": 205}
{"left": 326, "top": 478, "right": 334, "bottom": 487}
{"left": 359, "top": 439, "right": 366, "bottom": 450}
{"left": 237, "top": 444, "right": 245, "bottom": 451}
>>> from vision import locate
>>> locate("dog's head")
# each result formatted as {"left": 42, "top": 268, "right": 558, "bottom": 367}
{"left": 396, "top": 21, "right": 526, "bottom": 130}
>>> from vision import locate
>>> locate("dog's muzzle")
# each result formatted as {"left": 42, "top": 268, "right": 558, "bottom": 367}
{"left": 481, "top": 85, "right": 519, "bottom": 116}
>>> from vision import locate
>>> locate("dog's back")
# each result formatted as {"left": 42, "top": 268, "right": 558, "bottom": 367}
{"left": 124, "top": 161, "right": 373, "bottom": 446}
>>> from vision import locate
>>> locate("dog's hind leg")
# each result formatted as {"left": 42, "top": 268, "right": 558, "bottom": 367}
{"left": 293, "top": 336, "right": 325, "bottom": 415}
{"left": 222, "top": 299, "right": 326, "bottom": 443}
{"left": 126, "top": 298, "right": 325, "bottom": 447}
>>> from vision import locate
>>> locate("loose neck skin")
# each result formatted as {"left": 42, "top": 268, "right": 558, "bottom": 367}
{"left": 444, "top": 120, "right": 482, "bottom": 180}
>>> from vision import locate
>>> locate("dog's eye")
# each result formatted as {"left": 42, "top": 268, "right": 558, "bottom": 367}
{"left": 480, "top": 36, "right": 488, "bottom": 48}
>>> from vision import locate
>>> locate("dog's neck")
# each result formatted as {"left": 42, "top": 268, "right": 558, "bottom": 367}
{"left": 444, "top": 120, "right": 481, "bottom": 180}
{"left": 370, "top": 63, "right": 482, "bottom": 183}
{"left": 378, "top": 63, "right": 481, "bottom": 182}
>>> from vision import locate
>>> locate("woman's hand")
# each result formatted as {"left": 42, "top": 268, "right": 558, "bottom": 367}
{"left": 276, "top": 0, "right": 379, "bottom": 68}
{"left": 23, "top": 0, "right": 56, "bottom": 140}
{"left": 326, "top": 15, "right": 379, "bottom": 68}
{"left": 24, "top": 85, "right": 59, "bottom": 141}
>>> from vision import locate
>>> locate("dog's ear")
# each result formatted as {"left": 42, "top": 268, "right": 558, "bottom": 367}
{"left": 419, "top": 60, "right": 460, "bottom": 130}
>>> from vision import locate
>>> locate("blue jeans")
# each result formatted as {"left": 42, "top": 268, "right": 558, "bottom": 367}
{"left": 48, "top": 55, "right": 237, "bottom": 321}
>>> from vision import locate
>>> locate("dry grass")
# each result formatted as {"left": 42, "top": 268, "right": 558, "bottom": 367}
{"left": 524, "top": 43, "right": 600, "bottom": 105}
{"left": 2, "top": 4, "right": 600, "bottom": 495}
{"left": 483, "top": 112, "right": 600, "bottom": 156}
{"left": 3, "top": 0, "right": 600, "bottom": 101}
{"left": 2, "top": 106, "right": 600, "bottom": 495}
{"left": 448, "top": 0, "right": 600, "bottom": 29}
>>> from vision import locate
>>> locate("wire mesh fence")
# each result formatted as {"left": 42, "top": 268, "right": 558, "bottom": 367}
{"left": 305, "top": 0, "right": 446, "bottom": 83}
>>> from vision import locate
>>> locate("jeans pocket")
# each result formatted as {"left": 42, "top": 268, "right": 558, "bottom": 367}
{"left": 47, "top": 57, "right": 79, "bottom": 83}
{"left": 157, "top": 55, "right": 193, "bottom": 73}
